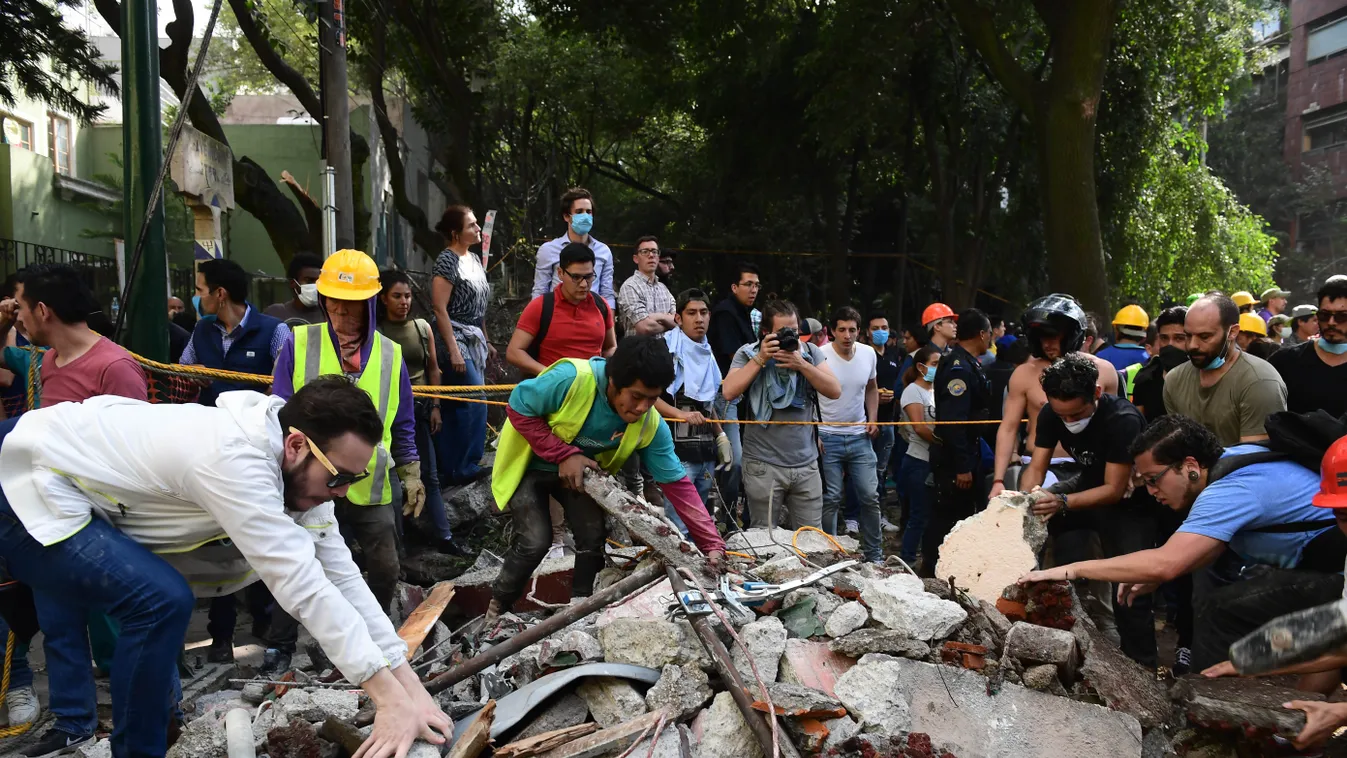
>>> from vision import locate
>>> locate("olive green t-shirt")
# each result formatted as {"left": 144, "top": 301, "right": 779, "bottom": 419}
{"left": 1162, "top": 351, "right": 1287, "bottom": 446}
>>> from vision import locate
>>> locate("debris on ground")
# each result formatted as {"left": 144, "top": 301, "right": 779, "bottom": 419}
{"left": 23, "top": 474, "right": 1344, "bottom": 758}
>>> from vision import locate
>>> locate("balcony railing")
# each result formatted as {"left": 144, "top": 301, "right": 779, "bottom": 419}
{"left": 0, "top": 238, "right": 196, "bottom": 317}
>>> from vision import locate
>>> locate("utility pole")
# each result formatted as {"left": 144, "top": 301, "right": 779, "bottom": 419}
{"left": 319, "top": 0, "right": 354, "bottom": 250}
{"left": 121, "top": 0, "right": 168, "bottom": 360}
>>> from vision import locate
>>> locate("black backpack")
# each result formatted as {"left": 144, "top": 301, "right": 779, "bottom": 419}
{"left": 527, "top": 290, "right": 610, "bottom": 361}
{"left": 1207, "top": 409, "right": 1347, "bottom": 537}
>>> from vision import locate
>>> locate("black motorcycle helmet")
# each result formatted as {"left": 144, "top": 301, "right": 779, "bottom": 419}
{"left": 1021, "top": 294, "right": 1088, "bottom": 360}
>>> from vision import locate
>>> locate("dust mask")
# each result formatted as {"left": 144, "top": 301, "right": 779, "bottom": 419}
{"left": 1063, "top": 415, "right": 1093, "bottom": 435}
{"left": 297, "top": 283, "right": 320, "bottom": 308}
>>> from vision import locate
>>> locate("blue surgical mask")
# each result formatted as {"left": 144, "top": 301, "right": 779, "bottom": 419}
{"left": 923, "top": 365, "right": 937, "bottom": 383}
{"left": 1197, "top": 332, "right": 1231, "bottom": 371}
{"left": 192, "top": 294, "right": 203, "bottom": 318}
{"left": 1320, "top": 338, "right": 1347, "bottom": 355}
{"left": 570, "top": 212, "right": 594, "bottom": 236}
{"left": 871, "top": 329, "right": 889, "bottom": 346}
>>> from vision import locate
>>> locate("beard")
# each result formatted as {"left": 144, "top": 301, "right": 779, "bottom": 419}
{"left": 1188, "top": 332, "right": 1229, "bottom": 369}
{"left": 281, "top": 464, "right": 300, "bottom": 511}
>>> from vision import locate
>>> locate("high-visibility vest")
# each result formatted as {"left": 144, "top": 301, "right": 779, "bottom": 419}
{"left": 292, "top": 324, "right": 403, "bottom": 505}
{"left": 1123, "top": 361, "right": 1145, "bottom": 403}
{"left": 492, "top": 357, "right": 660, "bottom": 510}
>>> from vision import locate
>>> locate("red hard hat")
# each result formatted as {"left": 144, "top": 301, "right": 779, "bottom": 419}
{"left": 1313, "top": 435, "right": 1347, "bottom": 509}
{"left": 922, "top": 303, "right": 957, "bottom": 327}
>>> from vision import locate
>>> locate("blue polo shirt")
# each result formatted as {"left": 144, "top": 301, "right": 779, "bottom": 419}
{"left": 508, "top": 358, "right": 685, "bottom": 482}
{"left": 1177, "top": 445, "right": 1331, "bottom": 569}
{"left": 1095, "top": 341, "right": 1149, "bottom": 372}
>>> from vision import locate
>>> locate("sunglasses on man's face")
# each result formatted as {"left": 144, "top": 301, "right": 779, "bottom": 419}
{"left": 290, "top": 427, "right": 370, "bottom": 488}
{"left": 1319, "top": 309, "right": 1347, "bottom": 325}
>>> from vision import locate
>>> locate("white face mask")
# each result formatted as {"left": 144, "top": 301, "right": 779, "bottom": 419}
{"left": 297, "top": 282, "right": 320, "bottom": 307}
{"left": 1279, "top": 326, "right": 1292, "bottom": 338}
{"left": 1063, "top": 415, "right": 1093, "bottom": 435}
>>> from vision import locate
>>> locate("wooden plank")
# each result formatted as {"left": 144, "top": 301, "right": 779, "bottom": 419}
{"left": 493, "top": 723, "right": 600, "bottom": 758}
{"left": 447, "top": 699, "right": 496, "bottom": 758}
{"left": 397, "top": 581, "right": 456, "bottom": 660}
{"left": 535, "top": 710, "right": 665, "bottom": 758}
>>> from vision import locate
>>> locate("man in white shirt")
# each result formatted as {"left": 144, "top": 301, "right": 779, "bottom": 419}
{"left": 0, "top": 378, "right": 451, "bottom": 758}
{"left": 817, "top": 307, "right": 882, "bottom": 563}
{"left": 531, "top": 187, "right": 616, "bottom": 308}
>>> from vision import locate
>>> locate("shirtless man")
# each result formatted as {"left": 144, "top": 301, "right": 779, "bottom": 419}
{"left": 989, "top": 294, "right": 1120, "bottom": 498}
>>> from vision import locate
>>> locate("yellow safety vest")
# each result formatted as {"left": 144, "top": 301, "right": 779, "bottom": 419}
{"left": 292, "top": 324, "right": 403, "bottom": 505}
{"left": 492, "top": 358, "right": 660, "bottom": 510}
{"left": 1123, "top": 361, "right": 1144, "bottom": 403}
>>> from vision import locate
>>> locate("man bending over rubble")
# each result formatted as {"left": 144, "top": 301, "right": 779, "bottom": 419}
{"left": 488, "top": 335, "right": 727, "bottom": 624}
{"left": 1020, "top": 414, "right": 1344, "bottom": 673}
{"left": 0, "top": 378, "right": 451, "bottom": 758}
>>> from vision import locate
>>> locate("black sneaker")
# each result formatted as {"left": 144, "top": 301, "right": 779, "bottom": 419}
{"left": 21, "top": 730, "right": 91, "bottom": 758}
{"left": 261, "top": 648, "right": 292, "bottom": 675}
{"left": 437, "top": 538, "right": 473, "bottom": 557}
{"left": 1173, "top": 647, "right": 1192, "bottom": 676}
{"left": 207, "top": 639, "right": 235, "bottom": 663}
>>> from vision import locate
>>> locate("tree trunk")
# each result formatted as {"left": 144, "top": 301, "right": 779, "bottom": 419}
{"left": 1035, "top": 104, "right": 1109, "bottom": 314}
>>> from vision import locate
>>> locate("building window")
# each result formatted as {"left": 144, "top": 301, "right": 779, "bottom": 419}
{"left": 1309, "top": 15, "right": 1347, "bottom": 62}
{"left": 47, "top": 114, "right": 71, "bottom": 175}
{"left": 1304, "top": 107, "right": 1347, "bottom": 152}
{"left": 2, "top": 116, "right": 33, "bottom": 151}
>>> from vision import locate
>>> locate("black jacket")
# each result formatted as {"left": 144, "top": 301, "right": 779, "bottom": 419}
{"left": 708, "top": 297, "right": 756, "bottom": 377}
{"left": 933, "top": 343, "right": 993, "bottom": 474}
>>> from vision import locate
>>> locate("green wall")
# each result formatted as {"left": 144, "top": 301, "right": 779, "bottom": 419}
{"left": 222, "top": 124, "right": 326, "bottom": 278}
{"left": 0, "top": 144, "right": 117, "bottom": 257}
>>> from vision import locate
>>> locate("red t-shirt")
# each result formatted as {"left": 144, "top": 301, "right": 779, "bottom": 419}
{"left": 41, "top": 336, "right": 149, "bottom": 407}
{"left": 517, "top": 286, "right": 613, "bottom": 367}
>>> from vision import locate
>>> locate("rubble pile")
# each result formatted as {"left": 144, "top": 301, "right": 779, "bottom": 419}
{"left": 136, "top": 490, "right": 1327, "bottom": 758}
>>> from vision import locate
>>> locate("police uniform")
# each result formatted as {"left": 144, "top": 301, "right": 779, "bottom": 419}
{"left": 923, "top": 342, "right": 992, "bottom": 576}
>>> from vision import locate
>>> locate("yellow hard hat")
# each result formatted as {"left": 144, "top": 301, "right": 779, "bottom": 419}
{"left": 317, "top": 249, "right": 382, "bottom": 300}
{"left": 1239, "top": 312, "right": 1267, "bottom": 337}
{"left": 1231, "top": 291, "right": 1257, "bottom": 308}
{"left": 1112, "top": 304, "right": 1149, "bottom": 330}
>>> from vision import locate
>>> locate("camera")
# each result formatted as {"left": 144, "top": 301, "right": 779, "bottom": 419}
{"left": 775, "top": 326, "right": 800, "bottom": 352}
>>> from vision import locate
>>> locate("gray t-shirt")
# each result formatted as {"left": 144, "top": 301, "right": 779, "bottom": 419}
{"left": 1162, "top": 350, "right": 1287, "bottom": 446}
{"left": 263, "top": 300, "right": 324, "bottom": 329}
{"left": 730, "top": 342, "right": 825, "bottom": 468}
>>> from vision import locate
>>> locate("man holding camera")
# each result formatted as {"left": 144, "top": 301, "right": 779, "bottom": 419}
{"left": 722, "top": 300, "right": 842, "bottom": 529}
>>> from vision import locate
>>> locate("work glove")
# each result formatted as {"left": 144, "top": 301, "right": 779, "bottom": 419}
{"left": 715, "top": 433, "right": 733, "bottom": 471}
{"left": 397, "top": 461, "right": 426, "bottom": 518}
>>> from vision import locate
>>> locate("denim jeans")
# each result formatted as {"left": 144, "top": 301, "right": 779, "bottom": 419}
{"left": 0, "top": 419, "right": 194, "bottom": 758}
{"left": 897, "top": 454, "right": 932, "bottom": 564}
{"left": 872, "top": 426, "right": 896, "bottom": 505}
{"left": 436, "top": 350, "right": 487, "bottom": 484}
{"left": 415, "top": 411, "right": 452, "bottom": 541}
{"left": 664, "top": 460, "right": 715, "bottom": 537}
{"left": 713, "top": 393, "right": 742, "bottom": 510}
{"left": 0, "top": 615, "right": 32, "bottom": 689}
{"left": 819, "top": 433, "right": 882, "bottom": 563}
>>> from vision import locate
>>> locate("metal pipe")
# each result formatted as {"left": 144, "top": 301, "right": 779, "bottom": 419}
{"left": 322, "top": 165, "right": 337, "bottom": 257}
{"left": 666, "top": 567, "right": 802, "bottom": 758}
{"left": 423, "top": 561, "right": 666, "bottom": 696}
{"left": 225, "top": 708, "right": 255, "bottom": 758}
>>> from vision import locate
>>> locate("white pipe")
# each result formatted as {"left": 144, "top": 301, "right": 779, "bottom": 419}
{"left": 225, "top": 707, "right": 256, "bottom": 758}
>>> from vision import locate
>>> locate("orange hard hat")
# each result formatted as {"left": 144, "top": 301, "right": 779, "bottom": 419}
{"left": 921, "top": 303, "right": 957, "bottom": 327}
{"left": 1314, "top": 436, "right": 1347, "bottom": 509}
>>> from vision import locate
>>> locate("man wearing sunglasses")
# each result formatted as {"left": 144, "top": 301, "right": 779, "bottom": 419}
{"left": 1271, "top": 277, "right": 1347, "bottom": 418}
{"left": 0, "top": 377, "right": 453, "bottom": 758}
{"left": 1019, "top": 414, "right": 1342, "bottom": 675}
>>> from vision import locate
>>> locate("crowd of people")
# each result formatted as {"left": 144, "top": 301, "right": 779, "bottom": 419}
{"left": 0, "top": 182, "right": 1346, "bottom": 757}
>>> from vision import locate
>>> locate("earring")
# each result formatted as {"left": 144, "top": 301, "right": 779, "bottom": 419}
{"left": 1188, "top": 470, "right": 1199, "bottom": 482}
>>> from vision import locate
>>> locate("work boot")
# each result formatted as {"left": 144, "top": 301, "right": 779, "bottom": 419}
{"left": 6, "top": 685, "right": 39, "bottom": 726}
{"left": 437, "top": 538, "right": 473, "bottom": 557}
{"left": 207, "top": 639, "right": 234, "bottom": 664}
{"left": 260, "top": 648, "right": 292, "bottom": 675}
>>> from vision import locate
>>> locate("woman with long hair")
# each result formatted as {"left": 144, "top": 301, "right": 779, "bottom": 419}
{"left": 431, "top": 206, "right": 493, "bottom": 483}
{"left": 377, "top": 269, "right": 466, "bottom": 554}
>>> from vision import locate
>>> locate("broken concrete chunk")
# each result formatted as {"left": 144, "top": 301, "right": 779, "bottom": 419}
{"left": 597, "top": 618, "right": 707, "bottom": 670}
{"left": 833, "top": 654, "right": 913, "bottom": 737}
{"left": 1021, "top": 664, "right": 1067, "bottom": 696}
{"left": 757, "top": 681, "right": 847, "bottom": 718}
{"left": 576, "top": 676, "right": 649, "bottom": 728}
{"left": 1004, "top": 622, "right": 1080, "bottom": 675}
{"left": 1176, "top": 676, "right": 1318, "bottom": 738}
{"left": 978, "top": 599, "right": 1013, "bottom": 639}
{"left": 783, "top": 717, "right": 829, "bottom": 754}
{"left": 775, "top": 595, "right": 828, "bottom": 639}
{"left": 778, "top": 639, "right": 856, "bottom": 697}
{"left": 934, "top": 492, "right": 1046, "bottom": 605}
{"left": 862, "top": 576, "right": 967, "bottom": 640}
{"left": 627, "top": 721, "right": 686, "bottom": 758}
{"left": 821, "top": 716, "right": 863, "bottom": 753}
{"left": 645, "top": 663, "right": 713, "bottom": 722}
{"left": 695, "top": 691, "right": 765, "bottom": 758}
{"left": 755, "top": 554, "right": 809, "bottom": 584}
{"left": 731, "top": 615, "right": 787, "bottom": 684}
{"left": 558, "top": 630, "right": 603, "bottom": 662}
{"left": 828, "top": 628, "right": 931, "bottom": 660}
{"left": 167, "top": 710, "right": 228, "bottom": 758}
{"left": 870, "top": 655, "right": 1142, "bottom": 757}
{"left": 824, "top": 601, "right": 869, "bottom": 638}
{"left": 515, "top": 693, "right": 590, "bottom": 741}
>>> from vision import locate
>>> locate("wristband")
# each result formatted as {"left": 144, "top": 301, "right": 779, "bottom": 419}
{"left": 993, "top": 478, "right": 1005, "bottom": 485}
{"left": 1058, "top": 493, "right": 1069, "bottom": 516}
{"left": 753, "top": 354, "right": 767, "bottom": 367}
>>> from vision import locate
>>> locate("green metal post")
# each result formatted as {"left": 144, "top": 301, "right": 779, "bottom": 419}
{"left": 121, "top": 0, "right": 168, "bottom": 361}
